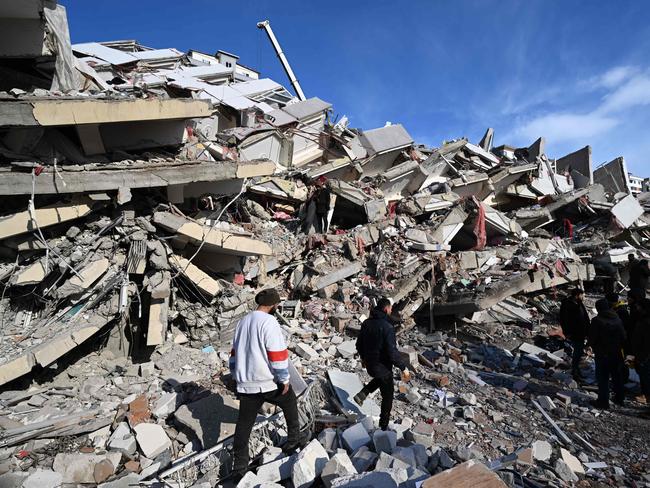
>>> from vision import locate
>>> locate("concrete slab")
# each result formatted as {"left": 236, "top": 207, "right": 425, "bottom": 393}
{"left": 327, "top": 369, "right": 380, "bottom": 418}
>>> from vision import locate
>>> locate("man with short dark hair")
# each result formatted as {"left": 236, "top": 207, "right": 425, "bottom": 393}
{"left": 230, "top": 288, "right": 301, "bottom": 478}
{"left": 559, "top": 288, "right": 590, "bottom": 380}
{"left": 354, "top": 298, "right": 411, "bottom": 430}
{"left": 589, "top": 298, "right": 626, "bottom": 409}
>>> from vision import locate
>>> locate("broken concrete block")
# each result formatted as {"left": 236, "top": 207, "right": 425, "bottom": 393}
{"left": 351, "top": 446, "right": 378, "bottom": 473}
{"left": 169, "top": 254, "right": 221, "bottom": 297}
{"left": 421, "top": 460, "right": 508, "bottom": 488}
{"left": 318, "top": 428, "right": 337, "bottom": 452}
{"left": 94, "top": 459, "right": 116, "bottom": 484}
{"left": 392, "top": 447, "right": 417, "bottom": 468}
{"left": 536, "top": 395, "right": 556, "bottom": 411}
{"left": 291, "top": 439, "right": 329, "bottom": 488}
{"left": 321, "top": 451, "right": 357, "bottom": 488}
{"left": 57, "top": 257, "right": 110, "bottom": 298}
{"left": 376, "top": 452, "right": 410, "bottom": 471}
{"left": 152, "top": 392, "right": 179, "bottom": 419}
{"left": 554, "top": 459, "right": 579, "bottom": 483}
{"left": 372, "top": 430, "right": 397, "bottom": 455}
{"left": 459, "top": 392, "right": 477, "bottom": 406}
{"left": 410, "top": 444, "right": 428, "bottom": 467}
{"left": 173, "top": 393, "right": 238, "bottom": 449}
{"left": 237, "top": 471, "right": 262, "bottom": 488}
{"left": 406, "top": 422, "right": 435, "bottom": 448}
{"left": 331, "top": 471, "right": 399, "bottom": 488}
{"left": 133, "top": 423, "right": 172, "bottom": 458}
{"left": 53, "top": 452, "right": 121, "bottom": 484}
{"left": 22, "top": 469, "right": 63, "bottom": 488}
{"left": 257, "top": 455, "right": 294, "bottom": 482}
{"left": 336, "top": 340, "right": 357, "bottom": 359}
{"left": 108, "top": 422, "right": 136, "bottom": 456}
{"left": 97, "top": 473, "right": 142, "bottom": 488}
{"left": 341, "top": 423, "right": 371, "bottom": 452}
{"left": 532, "top": 440, "right": 552, "bottom": 462}
{"left": 295, "top": 343, "right": 319, "bottom": 361}
{"left": 560, "top": 448, "right": 585, "bottom": 475}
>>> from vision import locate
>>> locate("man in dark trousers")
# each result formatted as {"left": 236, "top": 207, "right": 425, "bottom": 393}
{"left": 631, "top": 297, "right": 650, "bottom": 415}
{"left": 354, "top": 298, "right": 411, "bottom": 430}
{"left": 589, "top": 299, "right": 627, "bottom": 409}
{"left": 629, "top": 258, "right": 650, "bottom": 296}
{"left": 229, "top": 289, "right": 301, "bottom": 479}
{"left": 559, "top": 288, "right": 591, "bottom": 380}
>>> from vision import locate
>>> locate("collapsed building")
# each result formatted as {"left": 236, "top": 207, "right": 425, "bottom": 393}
{"left": 1, "top": 2, "right": 650, "bottom": 488}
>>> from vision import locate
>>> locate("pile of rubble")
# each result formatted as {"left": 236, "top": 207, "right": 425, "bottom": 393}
{"left": 1, "top": 1, "right": 650, "bottom": 487}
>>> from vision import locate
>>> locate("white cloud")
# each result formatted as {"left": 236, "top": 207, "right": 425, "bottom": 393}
{"left": 598, "top": 73, "right": 650, "bottom": 113}
{"left": 513, "top": 112, "right": 618, "bottom": 143}
{"left": 587, "top": 65, "right": 638, "bottom": 89}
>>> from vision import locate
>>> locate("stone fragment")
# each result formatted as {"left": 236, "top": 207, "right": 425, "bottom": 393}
{"left": 536, "top": 395, "right": 556, "bottom": 411}
{"left": 410, "top": 444, "right": 428, "bottom": 467}
{"left": 463, "top": 406, "right": 475, "bottom": 420}
{"left": 391, "top": 446, "right": 416, "bottom": 467}
{"left": 237, "top": 472, "right": 262, "bottom": 488}
{"left": 405, "top": 389, "right": 422, "bottom": 404}
{"left": 532, "top": 440, "right": 552, "bottom": 462}
{"left": 554, "top": 459, "right": 579, "bottom": 483}
{"left": 108, "top": 422, "right": 136, "bottom": 456}
{"left": 97, "top": 472, "right": 142, "bottom": 488}
{"left": 257, "top": 455, "right": 294, "bottom": 482}
{"left": 351, "top": 446, "right": 378, "bottom": 473}
{"left": 295, "top": 343, "right": 320, "bottom": 361}
{"left": 173, "top": 393, "right": 239, "bottom": 448}
{"left": 342, "top": 423, "right": 371, "bottom": 452}
{"left": 337, "top": 340, "right": 357, "bottom": 359}
{"left": 22, "top": 469, "right": 63, "bottom": 488}
{"left": 53, "top": 453, "right": 121, "bottom": 484}
{"left": 291, "top": 439, "right": 329, "bottom": 488}
{"left": 126, "top": 394, "right": 151, "bottom": 427}
{"left": 321, "top": 451, "right": 357, "bottom": 488}
{"left": 152, "top": 392, "right": 179, "bottom": 419}
{"left": 375, "top": 452, "right": 410, "bottom": 471}
{"left": 560, "top": 448, "right": 585, "bottom": 475}
{"left": 94, "top": 459, "right": 115, "bottom": 484}
{"left": 331, "top": 471, "right": 399, "bottom": 488}
{"left": 421, "top": 460, "right": 508, "bottom": 487}
{"left": 459, "top": 393, "right": 477, "bottom": 406}
{"left": 372, "top": 430, "right": 397, "bottom": 455}
{"left": 133, "top": 423, "right": 172, "bottom": 458}
{"left": 516, "top": 448, "right": 533, "bottom": 466}
{"left": 405, "top": 422, "right": 434, "bottom": 448}
{"left": 318, "top": 428, "right": 337, "bottom": 452}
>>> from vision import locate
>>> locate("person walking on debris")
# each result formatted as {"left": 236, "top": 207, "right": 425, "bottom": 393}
{"left": 631, "top": 296, "right": 650, "bottom": 415}
{"left": 589, "top": 299, "right": 626, "bottom": 409}
{"left": 229, "top": 288, "right": 301, "bottom": 479}
{"left": 354, "top": 298, "right": 412, "bottom": 430}
{"left": 314, "top": 176, "right": 331, "bottom": 233}
{"left": 559, "top": 288, "right": 590, "bottom": 380}
{"left": 629, "top": 258, "right": 650, "bottom": 297}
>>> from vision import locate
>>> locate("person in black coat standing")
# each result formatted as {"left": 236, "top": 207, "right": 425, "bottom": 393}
{"left": 559, "top": 288, "right": 591, "bottom": 379}
{"left": 629, "top": 258, "right": 650, "bottom": 297}
{"left": 354, "top": 298, "right": 411, "bottom": 430}
{"left": 589, "top": 299, "right": 627, "bottom": 409}
{"left": 631, "top": 297, "right": 650, "bottom": 414}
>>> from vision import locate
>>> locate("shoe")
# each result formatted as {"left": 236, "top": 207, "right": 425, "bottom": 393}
{"left": 613, "top": 399, "right": 625, "bottom": 407}
{"left": 353, "top": 389, "right": 368, "bottom": 405}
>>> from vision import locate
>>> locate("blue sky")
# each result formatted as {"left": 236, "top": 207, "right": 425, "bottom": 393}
{"left": 63, "top": 1, "right": 650, "bottom": 175}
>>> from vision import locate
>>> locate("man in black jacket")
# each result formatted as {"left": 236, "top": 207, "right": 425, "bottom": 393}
{"left": 559, "top": 288, "right": 590, "bottom": 379}
{"left": 354, "top": 298, "right": 410, "bottom": 430}
{"left": 629, "top": 258, "right": 650, "bottom": 296}
{"left": 589, "top": 299, "right": 626, "bottom": 409}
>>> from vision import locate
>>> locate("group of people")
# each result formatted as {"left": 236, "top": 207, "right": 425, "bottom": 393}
{"left": 560, "top": 255, "right": 650, "bottom": 411}
{"left": 227, "top": 291, "right": 409, "bottom": 480}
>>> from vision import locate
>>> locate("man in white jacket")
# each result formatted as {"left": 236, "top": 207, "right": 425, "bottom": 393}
{"left": 229, "top": 288, "right": 300, "bottom": 478}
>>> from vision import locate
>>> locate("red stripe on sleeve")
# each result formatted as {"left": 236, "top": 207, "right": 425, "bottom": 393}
{"left": 230, "top": 349, "right": 235, "bottom": 356}
{"left": 267, "top": 349, "right": 289, "bottom": 361}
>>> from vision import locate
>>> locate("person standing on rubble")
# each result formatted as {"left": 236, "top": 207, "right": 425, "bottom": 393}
{"left": 631, "top": 296, "right": 650, "bottom": 415}
{"left": 559, "top": 288, "right": 591, "bottom": 380}
{"left": 229, "top": 288, "right": 301, "bottom": 479}
{"left": 354, "top": 298, "right": 411, "bottom": 431}
{"left": 589, "top": 299, "right": 626, "bottom": 409}
{"left": 629, "top": 258, "right": 650, "bottom": 297}
{"left": 314, "top": 176, "right": 331, "bottom": 233}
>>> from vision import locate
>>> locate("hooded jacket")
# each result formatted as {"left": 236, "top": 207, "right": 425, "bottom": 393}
{"left": 588, "top": 309, "right": 626, "bottom": 359}
{"left": 356, "top": 308, "right": 408, "bottom": 378}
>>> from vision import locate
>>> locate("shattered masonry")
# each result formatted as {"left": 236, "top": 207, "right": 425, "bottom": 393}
{"left": 0, "top": 2, "right": 649, "bottom": 488}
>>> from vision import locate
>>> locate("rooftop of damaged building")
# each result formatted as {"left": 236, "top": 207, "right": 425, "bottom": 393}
{"left": 1, "top": 1, "right": 650, "bottom": 488}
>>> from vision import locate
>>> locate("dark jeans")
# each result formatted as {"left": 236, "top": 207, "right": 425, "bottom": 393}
{"left": 232, "top": 386, "right": 300, "bottom": 475}
{"left": 360, "top": 375, "right": 394, "bottom": 429}
{"left": 571, "top": 339, "right": 585, "bottom": 374}
{"left": 595, "top": 355, "right": 625, "bottom": 406}
{"left": 638, "top": 358, "right": 650, "bottom": 401}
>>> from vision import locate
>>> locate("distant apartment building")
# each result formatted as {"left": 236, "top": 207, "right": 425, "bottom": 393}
{"left": 629, "top": 173, "right": 644, "bottom": 195}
